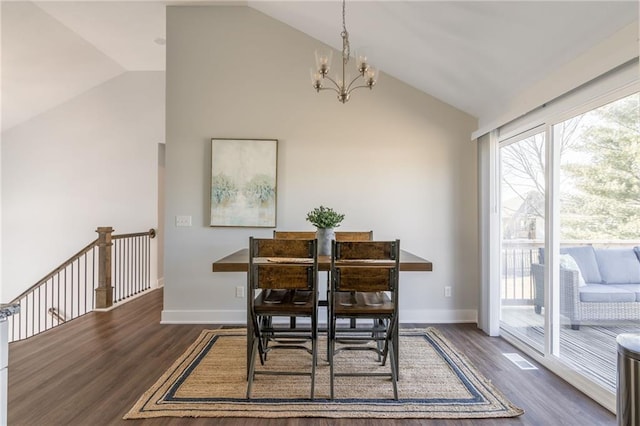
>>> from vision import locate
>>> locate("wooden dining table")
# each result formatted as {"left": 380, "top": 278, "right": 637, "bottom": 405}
{"left": 212, "top": 248, "right": 433, "bottom": 273}
{"left": 212, "top": 247, "right": 433, "bottom": 378}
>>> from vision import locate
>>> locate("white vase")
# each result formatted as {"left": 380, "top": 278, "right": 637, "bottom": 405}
{"left": 316, "top": 227, "right": 335, "bottom": 256}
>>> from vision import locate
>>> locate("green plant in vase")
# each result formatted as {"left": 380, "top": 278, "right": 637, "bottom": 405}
{"left": 306, "top": 205, "right": 345, "bottom": 255}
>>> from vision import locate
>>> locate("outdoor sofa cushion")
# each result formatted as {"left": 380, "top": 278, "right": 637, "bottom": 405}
{"left": 610, "top": 284, "right": 640, "bottom": 302}
{"left": 579, "top": 284, "right": 636, "bottom": 303}
{"left": 562, "top": 246, "right": 603, "bottom": 284}
{"left": 559, "top": 254, "right": 586, "bottom": 286}
{"left": 538, "top": 246, "right": 603, "bottom": 283}
{"left": 595, "top": 248, "right": 640, "bottom": 284}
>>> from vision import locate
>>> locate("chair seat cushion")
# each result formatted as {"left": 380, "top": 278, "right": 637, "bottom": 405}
{"left": 579, "top": 284, "right": 636, "bottom": 303}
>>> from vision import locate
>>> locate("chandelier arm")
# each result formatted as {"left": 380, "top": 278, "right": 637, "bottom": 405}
{"left": 324, "top": 75, "right": 341, "bottom": 87}
{"left": 345, "top": 75, "right": 364, "bottom": 92}
{"left": 319, "top": 86, "right": 341, "bottom": 95}
{"left": 346, "top": 84, "right": 374, "bottom": 95}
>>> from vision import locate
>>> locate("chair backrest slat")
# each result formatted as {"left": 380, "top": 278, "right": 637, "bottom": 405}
{"left": 273, "top": 231, "right": 315, "bottom": 240}
{"left": 255, "top": 264, "right": 314, "bottom": 290}
{"left": 334, "top": 267, "right": 396, "bottom": 292}
{"left": 252, "top": 238, "right": 314, "bottom": 258}
{"left": 274, "top": 230, "right": 373, "bottom": 242}
{"left": 334, "top": 240, "right": 397, "bottom": 260}
{"left": 336, "top": 231, "right": 373, "bottom": 241}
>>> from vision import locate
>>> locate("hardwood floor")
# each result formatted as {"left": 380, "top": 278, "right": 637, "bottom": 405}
{"left": 8, "top": 288, "right": 615, "bottom": 425}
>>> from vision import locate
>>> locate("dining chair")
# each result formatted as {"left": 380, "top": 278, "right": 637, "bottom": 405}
{"left": 274, "top": 230, "right": 373, "bottom": 329}
{"left": 328, "top": 239, "right": 400, "bottom": 400}
{"left": 246, "top": 237, "right": 319, "bottom": 399}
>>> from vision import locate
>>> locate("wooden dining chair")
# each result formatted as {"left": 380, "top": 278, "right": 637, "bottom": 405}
{"left": 246, "top": 237, "right": 319, "bottom": 400}
{"left": 328, "top": 239, "right": 400, "bottom": 400}
{"left": 274, "top": 230, "right": 374, "bottom": 329}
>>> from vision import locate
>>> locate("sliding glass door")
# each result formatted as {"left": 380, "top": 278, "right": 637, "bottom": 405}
{"left": 497, "top": 90, "right": 639, "bottom": 397}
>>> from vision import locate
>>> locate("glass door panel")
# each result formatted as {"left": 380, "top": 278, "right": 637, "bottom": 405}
{"left": 499, "top": 131, "right": 546, "bottom": 352}
{"left": 555, "top": 92, "right": 640, "bottom": 392}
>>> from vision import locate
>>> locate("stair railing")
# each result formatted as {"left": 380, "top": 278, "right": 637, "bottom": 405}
{"left": 7, "top": 227, "right": 156, "bottom": 342}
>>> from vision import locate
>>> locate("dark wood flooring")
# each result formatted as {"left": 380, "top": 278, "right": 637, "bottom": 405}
{"left": 8, "top": 288, "right": 615, "bottom": 425}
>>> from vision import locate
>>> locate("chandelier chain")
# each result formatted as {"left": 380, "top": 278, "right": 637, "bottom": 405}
{"left": 341, "top": 0, "right": 350, "bottom": 62}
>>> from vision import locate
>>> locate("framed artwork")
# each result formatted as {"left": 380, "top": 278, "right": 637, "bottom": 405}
{"left": 210, "top": 138, "right": 278, "bottom": 227}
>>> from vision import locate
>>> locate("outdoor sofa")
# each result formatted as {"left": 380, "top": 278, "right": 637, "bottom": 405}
{"left": 531, "top": 246, "right": 640, "bottom": 330}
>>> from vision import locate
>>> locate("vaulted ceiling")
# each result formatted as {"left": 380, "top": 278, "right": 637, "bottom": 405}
{"left": 2, "top": 1, "right": 638, "bottom": 132}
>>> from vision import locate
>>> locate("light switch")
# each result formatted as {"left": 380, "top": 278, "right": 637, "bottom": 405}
{"left": 175, "top": 215, "right": 192, "bottom": 227}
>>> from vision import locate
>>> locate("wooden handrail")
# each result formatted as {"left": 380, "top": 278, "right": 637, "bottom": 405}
{"left": 10, "top": 238, "right": 99, "bottom": 304}
{"left": 112, "top": 229, "right": 156, "bottom": 240}
{"left": 10, "top": 228, "right": 157, "bottom": 304}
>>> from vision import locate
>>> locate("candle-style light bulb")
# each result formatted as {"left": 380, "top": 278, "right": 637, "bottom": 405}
{"left": 356, "top": 52, "right": 369, "bottom": 75}
{"left": 365, "top": 67, "right": 378, "bottom": 88}
{"left": 315, "top": 50, "right": 332, "bottom": 77}
{"left": 310, "top": 69, "right": 323, "bottom": 91}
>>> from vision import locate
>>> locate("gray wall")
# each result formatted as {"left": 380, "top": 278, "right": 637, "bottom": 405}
{"left": 164, "top": 6, "right": 478, "bottom": 323}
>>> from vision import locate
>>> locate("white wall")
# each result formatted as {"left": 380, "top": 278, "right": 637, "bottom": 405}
{"left": 163, "top": 6, "right": 478, "bottom": 324}
{"left": 1, "top": 71, "right": 165, "bottom": 301}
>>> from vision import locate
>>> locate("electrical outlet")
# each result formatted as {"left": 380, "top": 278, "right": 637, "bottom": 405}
{"left": 444, "top": 286, "right": 452, "bottom": 297}
{"left": 175, "top": 215, "right": 192, "bottom": 227}
{"left": 235, "top": 286, "right": 245, "bottom": 298}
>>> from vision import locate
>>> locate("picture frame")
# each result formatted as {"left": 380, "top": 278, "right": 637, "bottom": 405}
{"left": 210, "top": 138, "right": 278, "bottom": 227}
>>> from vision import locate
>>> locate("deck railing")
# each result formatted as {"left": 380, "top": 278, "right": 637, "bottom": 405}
{"left": 7, "top": 227, "right": 156, "bottom": 342}
{"left": 501, "top": 239, "right": 639, "bottom": 305}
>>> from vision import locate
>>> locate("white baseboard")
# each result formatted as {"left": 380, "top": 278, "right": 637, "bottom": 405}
{"left": 161, "top": 309, "right": 245, "bottom": 324}
{"left": 400, "top": 309, "right": 478, "bottom": 324}
{"left": 156, "top": 277, "right": 164, "bottom": 288}
{"left": 160, "top": 308, "right": 478, "bottom": 325}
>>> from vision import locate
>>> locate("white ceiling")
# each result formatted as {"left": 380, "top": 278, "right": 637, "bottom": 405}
{"left": 2, "top": 1, "right": 638, "bottom": 132}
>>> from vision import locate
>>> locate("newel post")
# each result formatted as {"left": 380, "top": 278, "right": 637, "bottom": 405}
{"left": 95, "top": 227, "right": 114, "bottom": 308}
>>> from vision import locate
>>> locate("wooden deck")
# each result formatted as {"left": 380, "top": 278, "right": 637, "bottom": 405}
{"left": 501, "top": 305, "right": 640, "bottom": 392}
{"left": 8, "top": 288, "right": 616, "bottom": 425}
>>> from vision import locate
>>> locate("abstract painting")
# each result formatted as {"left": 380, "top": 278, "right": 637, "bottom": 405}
{"left": 210, "top": 138, "right": 277, "bottom": 227}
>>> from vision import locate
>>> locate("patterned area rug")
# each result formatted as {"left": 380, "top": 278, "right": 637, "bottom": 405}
{"left": 124, "top": 328, "right": 524, "bottom": 419}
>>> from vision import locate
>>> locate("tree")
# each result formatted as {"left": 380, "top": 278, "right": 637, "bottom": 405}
{"left": 561, "top": 93, "right": 640, "bottom": 239}
{"left": 501, "top": 118, "right": 582, "bottom": 237}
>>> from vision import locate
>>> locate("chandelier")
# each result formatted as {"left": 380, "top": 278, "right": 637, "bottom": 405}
{"left": 311, "top": 0, "right": 378, "bottom": 103}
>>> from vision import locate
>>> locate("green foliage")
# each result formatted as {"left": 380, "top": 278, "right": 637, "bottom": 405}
{"left": 306, "top": 205, "right": 345, "bottom": 229}
{"left": 561, "top": 93, "right": 640, "bottom": 239}
{"left": 211, "top": 173, "right": 238, "bottom": 205}
{"left": 243, "top": 174, "right": 275, "bottom": 204}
